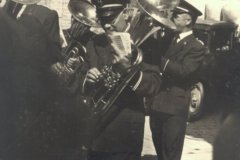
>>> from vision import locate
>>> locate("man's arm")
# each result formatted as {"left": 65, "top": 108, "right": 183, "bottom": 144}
{"left": 160, "top": 44, "right": 205, "bottom": 80}
{"left": 109, "top": 43, "right": 162, "bottom": 97}
{"left": 130, "top": 62, "right": 162, "bottom": 97}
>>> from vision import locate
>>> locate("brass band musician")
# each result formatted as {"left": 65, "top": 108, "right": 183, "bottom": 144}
{"left": 50, "top": 0, "right": 100, "bottom": 94}
{"left": 148, "top": 1, "right": 205, "bottom": 160}
{"left": 80, "top": 0, "right": 177, "bottom": 159}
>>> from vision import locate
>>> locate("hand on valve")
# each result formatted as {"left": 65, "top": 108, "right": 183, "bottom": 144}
{"left": 86, "top": 67, "right": 101, "bottom": 84}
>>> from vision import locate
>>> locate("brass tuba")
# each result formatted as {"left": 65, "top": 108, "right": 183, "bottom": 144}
{"left": 87, "top": 0, "right": 179, "bottom": 117}
{"left": 50, "top": 0, "right": 100, "bottom": 90}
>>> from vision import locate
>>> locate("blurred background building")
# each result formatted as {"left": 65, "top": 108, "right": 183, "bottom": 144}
{"left": 39, "top": 0, "right": 240, "bottom": 29}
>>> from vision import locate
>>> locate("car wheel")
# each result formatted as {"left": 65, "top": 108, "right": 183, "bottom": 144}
{"left": 188, "top": 82, "right": 205, "bottom": 122}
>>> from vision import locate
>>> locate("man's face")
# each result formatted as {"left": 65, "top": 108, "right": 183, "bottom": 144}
{"left": 172, "top": 13, "right": 191, "bottom": 32}
{"left": 99, "top": 15, "right": 118, "bottom": 33}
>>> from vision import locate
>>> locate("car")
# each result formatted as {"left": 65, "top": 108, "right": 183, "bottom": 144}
{"left": 188, "top": 19, "right": 237, "bottom": 121}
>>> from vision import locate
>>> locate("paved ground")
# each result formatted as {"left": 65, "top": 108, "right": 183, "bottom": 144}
{"left": 142, "top": 110, "right": 222, "bottom": 160}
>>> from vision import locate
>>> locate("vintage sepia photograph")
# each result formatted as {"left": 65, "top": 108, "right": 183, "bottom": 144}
{"left": 0, "top": 0, "right": 240, "bottom": 160}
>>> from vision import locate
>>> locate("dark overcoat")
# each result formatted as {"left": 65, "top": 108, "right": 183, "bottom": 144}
{"left": 21, "top": 4, "right": 86, "bottom": 159}
{"left": 0, "top": 8, "right": 65, "bottom": 160}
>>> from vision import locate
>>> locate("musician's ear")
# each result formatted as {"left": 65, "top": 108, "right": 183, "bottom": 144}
{"left": 185, "top": 14, "right": 192, "bottom": 26}
{"left": 186, "top": 19, "right": 191, "bottom": 26}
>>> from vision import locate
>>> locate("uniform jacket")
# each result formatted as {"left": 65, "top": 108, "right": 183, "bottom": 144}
{"left": 23, "top": 4, "right": 62, "bottom": 62}
{"left": 0, "top": 7, "right": 65, "bottom": 160}
{"left": 21, "top": 5, "right": 86, "bottom": 159}
{"left": 84, "top": 34, "right": 161, "bottom": 152}
{"left": 150, "top": 33, "right": 205, "bottom": 116}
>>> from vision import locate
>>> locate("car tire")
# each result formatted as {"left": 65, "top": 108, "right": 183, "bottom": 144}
{"left": 188, "top": 82, "right": 205, "bottom": 122}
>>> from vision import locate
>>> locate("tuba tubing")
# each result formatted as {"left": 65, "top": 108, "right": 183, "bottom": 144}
{"left": 50, "top": 0, "right": 99, "bottom": 90}
{"left": 49, "top": 37, "right": 87, "bottom": 89}
{"left": 87, "top": 47, "right": 143, "bottom": 117}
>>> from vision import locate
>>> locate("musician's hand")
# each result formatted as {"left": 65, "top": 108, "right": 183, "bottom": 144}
{"left": 86, "top": 68, "right": 101, "bottom": 83}
{"left": 111, "top": 43, "right": 132, "bottom": 71}
{"left": 66, "top": 57, "right": 81, "bottom": 68}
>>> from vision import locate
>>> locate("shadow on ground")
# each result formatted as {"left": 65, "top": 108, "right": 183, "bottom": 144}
{"left": 186, "top": 107, "right": 222, "bottom": 144}
{"left": 141, "top": 155, "right": 158, "bottom": 160}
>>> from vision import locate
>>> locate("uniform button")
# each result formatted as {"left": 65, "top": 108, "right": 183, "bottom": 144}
{"left": 83, "top": 99, "right": 87, "bottom": 104}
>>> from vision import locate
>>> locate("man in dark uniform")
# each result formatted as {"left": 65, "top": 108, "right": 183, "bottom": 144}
{"left": 82, "top": 0, "right": 162, "bottom": 159}
{"left": 148, "top": 1, "right": 205, "bottom": 160}
{"left": 0, "top": 1, "right": 65, "bottom": 159}
{"left": 48, "top": 1, "right": 101, "bottom": 159}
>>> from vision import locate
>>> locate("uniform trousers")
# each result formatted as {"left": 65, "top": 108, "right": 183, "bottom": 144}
{"left": 87, "top": 151, "right": 141, "bottom": 160}
{"left": 150, "top": 111, "right": 188, "bottom": 160}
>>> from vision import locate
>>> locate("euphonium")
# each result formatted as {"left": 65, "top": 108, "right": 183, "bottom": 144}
{"left": 87, "top": 45, "right": 143, "bottom": 117}
{"left": 50, "top": 0, "right": 100, "bottom": 89}
{"left": 87, "top": 0, "right": 179, "bottom": 117}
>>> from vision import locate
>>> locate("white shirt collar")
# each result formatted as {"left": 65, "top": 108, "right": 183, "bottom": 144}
{"left": 178, "top": 30, "right": 193, "bottom": 42}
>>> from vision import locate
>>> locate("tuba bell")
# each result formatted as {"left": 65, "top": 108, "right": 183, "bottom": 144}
{"left": 87, "top": 0, "right": 179, "bottom": 117}
{"left": 50, "top": 0, "right": 100, "bottom": 91}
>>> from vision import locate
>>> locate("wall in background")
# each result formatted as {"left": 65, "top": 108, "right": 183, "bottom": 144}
{"left": 39, "top": 0, "right": 71, "bottom": 29}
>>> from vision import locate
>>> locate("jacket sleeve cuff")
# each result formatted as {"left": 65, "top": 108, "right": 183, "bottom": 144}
{"left": 129, "top": 71, "right": 142, "bottom": 91}
{"left": 132, "top": 71, "right": 143, "bottom": 91}
{"left": 159, "top": 57, "right": 170, "bottom": 76}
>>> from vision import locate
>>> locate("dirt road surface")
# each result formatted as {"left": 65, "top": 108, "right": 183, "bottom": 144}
{"left": 142, "top": 110, "right": 222, "bottom": 160}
